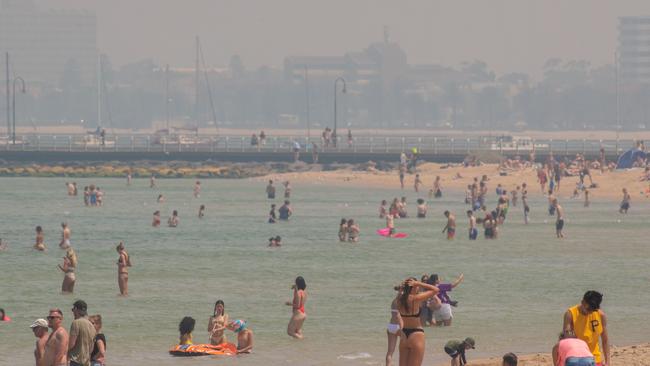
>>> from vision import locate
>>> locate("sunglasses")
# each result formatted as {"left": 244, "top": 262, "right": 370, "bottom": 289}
{"left": 47, "top": 316, "right": 61, "bottom": 320}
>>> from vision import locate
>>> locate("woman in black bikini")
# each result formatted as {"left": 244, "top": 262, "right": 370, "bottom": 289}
{"left": 398, "top": 277, "right": 439, "bottom": 366}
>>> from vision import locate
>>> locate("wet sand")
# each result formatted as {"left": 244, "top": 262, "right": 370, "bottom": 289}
{"left": 448, "top": 343, "right": 650, "bottom": 366}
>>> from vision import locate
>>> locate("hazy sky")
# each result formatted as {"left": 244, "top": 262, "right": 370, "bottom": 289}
{"left": 42, "top": 0, "right": 650, "bottom": 78}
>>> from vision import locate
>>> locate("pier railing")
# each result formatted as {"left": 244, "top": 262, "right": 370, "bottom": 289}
{"left": 0, "top": 134, "right": 637, "bottom": 156}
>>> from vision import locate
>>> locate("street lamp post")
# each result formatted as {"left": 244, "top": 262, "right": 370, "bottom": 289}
{"left": 333, "top": 77, "right": 347, "bottom": 147}
{"left": 12, "top": 76, "right": 25, "bottom": 144}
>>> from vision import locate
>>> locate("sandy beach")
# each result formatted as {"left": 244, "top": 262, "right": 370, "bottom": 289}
{"left": 450, "top": 343, "right": 650, "bottom": 366}
{"left": 263, "top": 162, "right": 650, "bottom": 201}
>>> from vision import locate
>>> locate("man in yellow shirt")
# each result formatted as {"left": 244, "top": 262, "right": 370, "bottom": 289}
{"left": 563, "top": 291, "right": 610, "bottom": 366}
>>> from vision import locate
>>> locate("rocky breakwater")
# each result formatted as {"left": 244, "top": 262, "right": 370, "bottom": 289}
{"left": 0, "top": 160, "right": 396, "bottom": 178}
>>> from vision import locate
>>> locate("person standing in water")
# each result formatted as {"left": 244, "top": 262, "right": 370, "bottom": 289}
{"left": 31, "top": 318, "right": 49, "bottom": 366}
{"left": 522, "top": 184, "right": 530, "bottom": 224}
{"left": 35, "top": 226, "right": 46, "bottom": 251}
{"left": 386, "top": 213, "right": 396, "bottom": 237}
{"left": 554, "top": 199, "right": 565, "bottom": 239}
{"left": 619, "top": 188, "right": 630, "bottom": 214}
{"left": 168, "top": 210, "right": 179, "bottom": 227}
{"left": 338, "top": 218, "right": 348, "bottom": 242}
{"left": 266, "top": 180, "right": 276, "bottom": 199}
{"left": 126, "top": 171, "right": 132, "bottom": 186}
{"left": 414, "top": 174, "right": 422, "bottom": 193}
{"left": 198, "top": 205, "right": 205, "bottom": 219}
{"left": 150, "top": 174, "right": 156, "bottom": 188}
{"left": 467, "top": 211, "right": 477, "bottom": 240}
{"left": 116, "top": 242, "right": 131, "bottom": 296}
{"left": 227, "top": 320, "right": 253, "bottom": 354}
{"left": 397, "top": 278, "right": 440, "bottom": 366}
{"left": 283, "top": 181, "right": 292, "bottom": 199}
{"left": 286, "top": 276, "right": 307, "bottom": 339}
{"left": 268, "top": 204, "right": 277, "bottom": 223}
{"left": 44, "top": 309, "right": 68, "bottom": 366}
{"left": 584, "top": 189, "right": 590, "bottom": 208}
{"left": 152, "top": 211, "right": 161, "bottom": 227}
{"left": 59, "top": 223, "right": 71, "bottom": 249}
{"left": 208, "top": 300, "right": 229, "bottom": 345}
{"left": 278, "top": 201, "right": 292, "bottom": 221}
{"left": 563, "top": 291, "right": 610, "bottom": 366}
{"left": 443, "top": 211, "right": 456, "bottom": 240}
{"left": 386, "top": 286, "right": 403, "bottom": 366}
{"left": 432, "top": 176, "right": 442, "bottom": 198}
{"left": 193, "top": 181, "right": 201, "bottom": 198}
{"left": 379, "top": 200, "right": 388, "bottom": 219}
{"left": 89, "top": 314, "right": 106, "bottom": 366}
{"left": 178, "top": 317, "right": 195, "bottom": 345}
{"left": 416, "top": 199, "right": 427, "bottom": 218}
{"left": 347, "top": 219, "right": 360, "bottom": 242}
{"left": 59, "top": 248, "right": 77, "bottom": 293}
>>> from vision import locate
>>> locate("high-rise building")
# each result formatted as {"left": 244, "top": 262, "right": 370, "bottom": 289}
{"left": 0, "top": 0, "right": 97, "bottom": 86}
{"left": 618, "top": 16, "right": 650, "bottom": 84}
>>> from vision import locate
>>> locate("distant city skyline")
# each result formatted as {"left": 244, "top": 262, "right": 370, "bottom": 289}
{"left": 38, "top": 0, "right": 650, "bottom": 79}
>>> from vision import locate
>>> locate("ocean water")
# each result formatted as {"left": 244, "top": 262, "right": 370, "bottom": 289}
{"left": 0, "top": 177, "right": 649, "bottom": 366}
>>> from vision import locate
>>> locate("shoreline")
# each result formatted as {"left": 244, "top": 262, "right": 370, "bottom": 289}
{"left": 434, "top": 342, "right": 650, "bottom": 366}
{"left": 0, "top": 161, "right": 648, "bottom": 201}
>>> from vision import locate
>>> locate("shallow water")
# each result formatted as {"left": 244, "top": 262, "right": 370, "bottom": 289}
{"left": 0, "top": 177, "right": 649, "bottom": 365}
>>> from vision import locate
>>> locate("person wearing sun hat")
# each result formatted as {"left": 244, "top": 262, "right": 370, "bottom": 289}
{"left": 31, "top": 318, "right": 49, "bottom": 366}
{"left": 444, "top": 337, "right": 475, "bottom": 366}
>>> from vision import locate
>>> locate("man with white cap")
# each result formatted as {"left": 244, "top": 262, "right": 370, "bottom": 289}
{"left": 30, "top": 318, "right": 49, "bottom": 366}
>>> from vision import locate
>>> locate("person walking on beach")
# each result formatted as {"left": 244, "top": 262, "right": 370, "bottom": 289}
{"left": 68, "top": 300, "right": 96, "bottom": 366}
{"left": 31, "top": 318, "right": 49, "bottom": 366}
{"left": 292, "top": 140, "right": 301, "bottom": 162}
{"left": 44, "top": 308, "right": 68, "bottom": 366}
{"left": 563, "top": 291, "right": 610, "bottom": 366}
{"left": 208, "top": 300, "right": 229, "bottom": 345}
{"left": 619, "top": 188, "right": 630, "bottom": 214}
{"left": 467, "top": 211, "right": 477, "bottom": 240}
{"left": 538, "top": 167, "right": 548, "bottom": 194}
{"left": 266, "top": 180, "right": 276, "bottom": 199}
{"left": 35, "top": 226, "right": 46, "bottom": 251}
{"left": 399, "top": 164, "right": 406, "bottom": 190}
{"left": 397, "top": 278, "right": 439, "bottom": 366}
{"left": 286, "top": 276, "right": 307, "bottom": 339}
{"left": 552, "top": 330, "right": 595, "bottom": 366}
{"left": 116, "top": 242, "right": 131, "bottom": 296}
{"left": 386, "top": 287, "right": 403, "bottom": 366}
{"left": 89, "top": 315, "right": 106, "bottom": 366}
{"left": 554, "top": 199, "right": 565, "bottom": 239}
{"left": 59, "top": 223, "right": 71, "bottom": 249}
{"left": 442, "top": 211, "right": 456, "bottom": 240}
{"left": 443, "top": 337, "right": 475, "bottom": 366}
{"left": 58, "top": 248, "right": 77, "bottom": 293}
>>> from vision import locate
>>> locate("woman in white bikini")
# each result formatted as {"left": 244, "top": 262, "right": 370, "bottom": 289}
{"left": 386, "top": 286, "right": 403, "bottom": 366}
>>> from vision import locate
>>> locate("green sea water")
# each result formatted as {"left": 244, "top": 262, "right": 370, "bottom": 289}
{"left": 0, "top": 177, "right": 649, "bottom": 365}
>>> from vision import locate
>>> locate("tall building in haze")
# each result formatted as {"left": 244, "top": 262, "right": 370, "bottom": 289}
{"left": 0, "top": 0, "right": 97, "bottom": 86}
{"left": 619, "top": 16, "right": 650, "bottom": 84}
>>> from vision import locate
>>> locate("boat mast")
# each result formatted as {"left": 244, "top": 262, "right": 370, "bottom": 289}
{"left": 97, "top": 53, "right": 102, "bottom": 128}
{"left": 6, "top": 52, "right": 10, "bottom": 136}
{"left": 195, "top": 36, "right": 200, "bottom": 126}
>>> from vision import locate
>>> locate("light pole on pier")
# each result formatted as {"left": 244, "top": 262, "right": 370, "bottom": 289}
{"left": 12, "top": 76, "right": 25, "bottom": 144}
{"left": 333, "top": 77, "right": 347, "bottom": 147}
